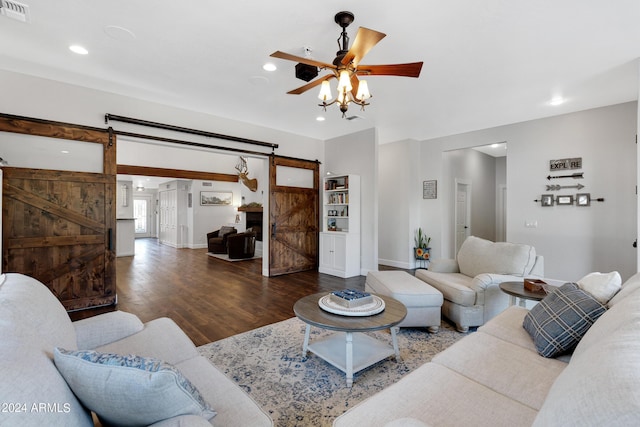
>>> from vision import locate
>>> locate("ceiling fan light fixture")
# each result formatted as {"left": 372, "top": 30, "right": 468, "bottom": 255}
{"left": 337, "top": 70, "right": 352, "bottom": 92}
{"left": 273, "top": 11, "right": 421, "bottom": 118}
{"left": 318, "top": 80, "right": 332, "bottom": 101}
{"left": 356, "top": 79, "right": 371, "bottom": 100}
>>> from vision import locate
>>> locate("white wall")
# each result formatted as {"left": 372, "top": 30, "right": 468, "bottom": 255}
{"left": 325, "top": 128, "right": 378, "bottom": 275}
{"left": 0, "top": 70, "right": 325, "bottom": 163}
{"left": 378, "top": 140, "right": 417, "bottom": 268}
{"left": 412, "top": 102, "right": 637, "bottom": 281}
{"left": 188, "top": 180, "right": 242, "bottom": 248}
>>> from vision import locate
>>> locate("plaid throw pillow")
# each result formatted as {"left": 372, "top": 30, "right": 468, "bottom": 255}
{"left": 523, "top": 282, "right": 606, "bottom": 357}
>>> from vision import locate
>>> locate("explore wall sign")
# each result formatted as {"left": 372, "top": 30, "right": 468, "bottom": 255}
{"left": 549, "top": 157, "right": 582, "bottom": 171}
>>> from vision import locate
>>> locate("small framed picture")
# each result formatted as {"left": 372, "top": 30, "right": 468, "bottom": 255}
{"left": 200, "top": 191, "right": 233, "bottom": 206}
{"left": 541, "top": 194, "right": 554, "bottom": 207}
{"left": 576, "top": 193, "right": 591, "bottom": 207}
{"left": 423, "top": 180, "right": 437, "bottom": 199}
{"left": 557, "top": 195, "right": 574, "bottom": 206}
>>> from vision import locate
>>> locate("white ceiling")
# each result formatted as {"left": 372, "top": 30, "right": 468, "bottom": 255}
{"left": 1, "top": 1, "right": 639, "bottom": 143}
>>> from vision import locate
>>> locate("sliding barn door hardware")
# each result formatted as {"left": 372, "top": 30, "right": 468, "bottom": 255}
{"left": 105, "top": 113, "right": 279, "bottom": 150}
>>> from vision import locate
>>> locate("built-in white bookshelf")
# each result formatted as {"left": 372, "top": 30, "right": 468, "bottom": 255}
{"left": 319, "top": 174, "right": 360, "bottom": 278}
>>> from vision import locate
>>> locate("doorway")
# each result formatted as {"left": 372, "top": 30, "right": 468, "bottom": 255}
{"left": 455, "top": 179, "right": 471, "bottom": 255}
{"left": 443, "top": 142, "right": 507, "bottom": 257}
{"left": 134, "top": 195, "right": 154, "bottom": 238}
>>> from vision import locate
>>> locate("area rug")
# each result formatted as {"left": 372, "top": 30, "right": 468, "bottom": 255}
{"left": 197, "top": 317, "right": 464, "bottom": 427}
{"left": 206, "top": 252, "right": 262, "bottom": 262}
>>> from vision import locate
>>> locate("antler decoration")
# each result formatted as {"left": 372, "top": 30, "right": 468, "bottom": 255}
{"left": 235, "top": 157, "right": 258, "bottom": 192}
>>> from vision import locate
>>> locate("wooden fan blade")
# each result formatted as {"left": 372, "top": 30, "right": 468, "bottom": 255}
{"left": 341, "top": 27, "right": 386, "bottom": 67}
{"left": 350, "top": 74, "right": 360, "bottom": 98}
{"left": 270, "top": 51, "right": 336, "bottom": 70}
{"left": 287, "top": 74, "right": 335, "bottom": 95}
{"left": 357, "top": 62, "right": 423, "bottom": 78}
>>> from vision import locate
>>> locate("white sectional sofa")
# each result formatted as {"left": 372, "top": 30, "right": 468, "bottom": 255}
{"left": 0, "top": 273, "right": 272, "bottom": 427}
{"left": 333, "top": 271, "right": 640, "bottom": 427}
{"left": 416, "top": 236, "right": 544, "bottom": 331}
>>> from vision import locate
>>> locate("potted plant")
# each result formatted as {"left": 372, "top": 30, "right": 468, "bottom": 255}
{"left": 414, "top": 228, "right": 431, "bottom": 260}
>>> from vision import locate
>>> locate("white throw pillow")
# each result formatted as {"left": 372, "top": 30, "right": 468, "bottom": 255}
{"left": 577, "top": 271, "right": 622, "bottom": 305}
{"left": 54, "top": 348, "right": 216, "bottom": 427}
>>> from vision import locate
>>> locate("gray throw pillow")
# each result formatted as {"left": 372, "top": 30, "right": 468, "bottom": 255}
{"left": 523, "top": 282, "right": 606, "bottom": 358}
{"left": 54, "top": 348, "right": 216, "bottom": 427}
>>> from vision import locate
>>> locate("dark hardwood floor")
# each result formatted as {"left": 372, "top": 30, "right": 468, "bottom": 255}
{"left": 71, "top": 238, "right": 400, "bottom": 347}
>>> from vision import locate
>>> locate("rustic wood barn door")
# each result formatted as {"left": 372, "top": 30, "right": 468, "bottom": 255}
{"left": 269, "top": 156, "right": 319, "bottom": 276}
{"left": 0, "top": 115, "right": 116, "bottom": 310}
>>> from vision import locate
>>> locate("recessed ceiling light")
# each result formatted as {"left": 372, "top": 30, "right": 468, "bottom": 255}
{"left": 316, "top": 116, "right": 326, "bottom": 122}
{"left": 491, "top": 144, "right": 499, "bottom": 148}
{"left": 69, "top": 45, "right": 88, "bottom": 55}
{"left": 549, "top": 96, "right": 565, "bottom": 106}
{"left": 104, "top": 25, "right": 136, "bottom": 41}
{"left": 60, "top": 150, "right": 70, "bottom": 154}
{"left": 263, "top": 63, "right": 277, "bottom": 72}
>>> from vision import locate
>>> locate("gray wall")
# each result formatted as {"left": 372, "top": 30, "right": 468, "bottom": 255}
{"left": 380, "top": 102, "right": 637, "bottom": 281}
{"left": 325, "top": 128, "right": 379, "bottom": 275}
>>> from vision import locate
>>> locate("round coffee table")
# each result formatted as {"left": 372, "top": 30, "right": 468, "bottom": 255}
{"left": 499, "top": 281, "right": 547, "bottom": 307}
{"left": 293, "top": 292, "right": 407, "bottom": 387}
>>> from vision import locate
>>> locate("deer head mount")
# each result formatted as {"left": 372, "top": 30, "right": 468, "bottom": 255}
{"left": 235, "top": 157, "right": 258, "bottom": 192}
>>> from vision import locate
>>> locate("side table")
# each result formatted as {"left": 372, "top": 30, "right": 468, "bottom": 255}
{"left": 499, "top": 281, "right": 547, "bottom": 307}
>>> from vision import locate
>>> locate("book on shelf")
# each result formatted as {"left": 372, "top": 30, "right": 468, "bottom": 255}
{"left": 329, "top": 289, "right": 374, "bottom": 308}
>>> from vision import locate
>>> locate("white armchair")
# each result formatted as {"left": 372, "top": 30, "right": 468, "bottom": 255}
{"left": 415, "top": 236, "right": 544, "bottom": 332}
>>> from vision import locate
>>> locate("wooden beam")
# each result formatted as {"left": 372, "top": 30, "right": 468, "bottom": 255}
{"left": 0, "top": 114, "right": 110, "bottom": 144}
{"left": 117, "top": 165, "right": 239, "bottom": 183}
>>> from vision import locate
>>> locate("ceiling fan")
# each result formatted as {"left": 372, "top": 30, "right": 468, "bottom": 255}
{"left": 270, "top": 11, "right": 423, "bottom": 117}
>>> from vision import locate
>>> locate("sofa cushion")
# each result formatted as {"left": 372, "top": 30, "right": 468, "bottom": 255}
{"left": 53, "top": 348, "right": 216, "bottom": 427}
{"left": 523, "top": 283, "right": 606, "bottom": 357}
{"left": 432, "top": 331, "right": 567, "bottom": 410}
{"left": 333, "top": 362, "right": 538, "bottom": 427}
{"left": 478, "top": 306, "right": 538, "bottom": 352}
{"left": 415, "top": 270, "right": 476, "bottom": 306}
{"left": 577, "top": 271, "right": 621, "bottom": 305}
{"left": 457, "top": 236, "right": 536, "bottom": 278}
{"left": 0, "top": 273, "right": 77, "bottom": 351}
{"left": 573, "top": 283, "right": 640, "bottom": 359}
{"left": 96, "top": 317, "right": 199, "bottom": 365}
{"left": 175, "top": 355, "right": 274, "bottom": 427}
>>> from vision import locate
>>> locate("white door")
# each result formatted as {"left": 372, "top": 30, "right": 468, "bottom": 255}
{"left": 455, "top": 180, "right": 471, "bottom": 255}
{"left": 158, "top": 189, "right": 177, "bottom": 246}
{"left": 134, "top": 195, "right": 154, "bottom": 238}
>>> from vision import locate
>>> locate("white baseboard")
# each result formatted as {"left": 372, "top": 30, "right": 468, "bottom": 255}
{"left": 378, "top": 258, "right": 413, "bottom": 269}
{"left": 189, "top": 243, "right": 208, "bottom": 249}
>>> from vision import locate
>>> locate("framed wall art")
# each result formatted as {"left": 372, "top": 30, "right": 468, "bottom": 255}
{"left": 200, "top": 191, "right": 233, "bottom": 206}
{"left": 423, "top": 180, "right": 437, "bottom": 199}
{"left": 576, "top": 193, "right": 591, "bottom": 207}
{"left": 556, "top": 195, "right": 574, "bottom": 206}
{"left": 541, "top": 194, "right": 554, "bottom": 207}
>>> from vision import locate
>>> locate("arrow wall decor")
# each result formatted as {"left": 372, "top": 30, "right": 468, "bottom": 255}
{"left": 547, "top": 172, "right": 584, "bottom": 180}
{"left": 546, "top": 184, "right": 585, "bottom": 191}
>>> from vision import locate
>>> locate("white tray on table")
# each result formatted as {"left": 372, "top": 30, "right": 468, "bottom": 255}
{"left": 318, "top": 294, "right": 385, "bottom": 316}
